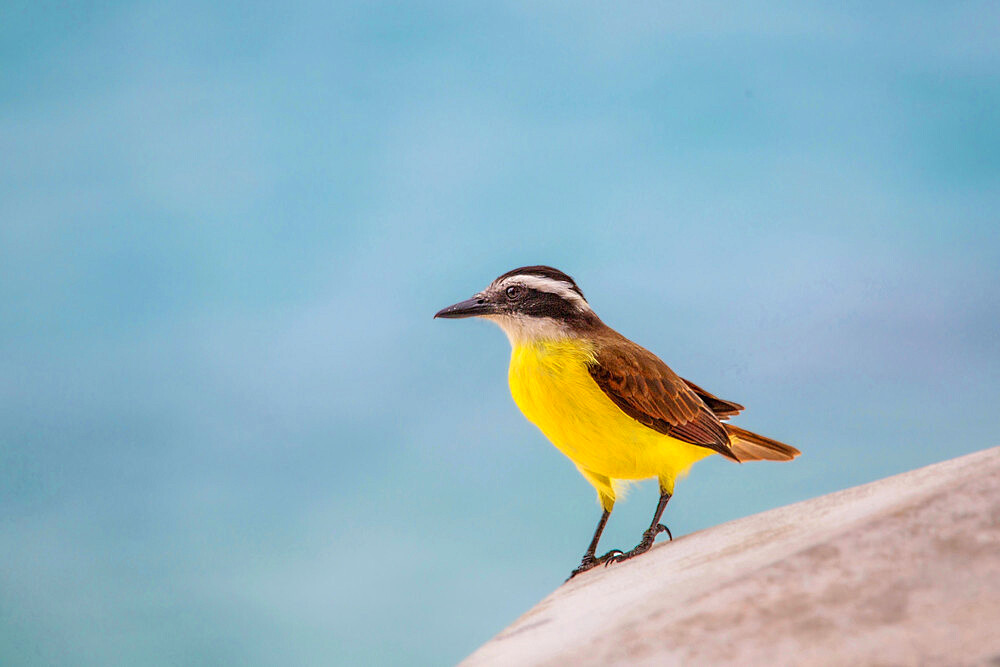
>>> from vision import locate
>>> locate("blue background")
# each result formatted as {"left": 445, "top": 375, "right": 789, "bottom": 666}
{"left": 2, "top": 2, "right": 998, "bottom": 664}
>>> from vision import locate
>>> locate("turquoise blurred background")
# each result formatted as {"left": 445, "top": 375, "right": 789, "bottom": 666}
{"left": 2, "top": 2, "right": 998, "bottom": 664}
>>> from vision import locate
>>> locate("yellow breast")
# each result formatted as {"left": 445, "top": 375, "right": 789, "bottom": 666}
{"left": 508, "top": 339, "right": 713, "bottom": 487}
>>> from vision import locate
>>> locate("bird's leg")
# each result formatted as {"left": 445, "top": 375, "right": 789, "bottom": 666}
{"left": 606, "top": 490, "right": 673, "bottom": 566}
{"left": 568, "top": 508, "right": 618, "bottom": 579}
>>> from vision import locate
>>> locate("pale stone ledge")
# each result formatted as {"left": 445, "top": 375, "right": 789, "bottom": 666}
{"left": 462, "top": 447, "right": 1000, "bottom": 666}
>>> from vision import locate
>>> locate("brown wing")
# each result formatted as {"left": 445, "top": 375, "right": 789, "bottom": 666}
{"left": 682, "top": 378, "right": 744, "bottom": 418}
{"left": 588, "top": 339, "right": 739, "bottom": 461}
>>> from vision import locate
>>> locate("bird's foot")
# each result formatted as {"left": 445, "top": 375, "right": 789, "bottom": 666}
{"left": 568, "top": 549, "right": 624, "bottom": 580}
{"left": 604, "top": 524, "right": 672, "bottom": 567}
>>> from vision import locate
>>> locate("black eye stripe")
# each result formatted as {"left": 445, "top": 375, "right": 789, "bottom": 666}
{"left": 517, "top": 288, "right": 581, "bottom": 319}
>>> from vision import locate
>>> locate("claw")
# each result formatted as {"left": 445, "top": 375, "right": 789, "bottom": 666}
{"left": 602, "top": 550, "right": 625, "bottom": 567}
{"left": 602, "top": 524, "right": 674, "bottom": 567}
{"left": 568, "top": 554, "right": 601, "bottom": 580}
{"left": 650, "top": 523, "right": 672, "bottom": 541}
{"left": 600, "top": 549, "right": 623, "bottom": 562}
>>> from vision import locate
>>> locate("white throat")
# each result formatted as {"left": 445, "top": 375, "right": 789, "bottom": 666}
{"left": 484, "top": 314, "right": 571, "bottom": 346}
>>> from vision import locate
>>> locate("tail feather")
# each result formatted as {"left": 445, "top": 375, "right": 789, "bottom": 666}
{"left": 725, "top": 424, "right": 800, "bottom": 462}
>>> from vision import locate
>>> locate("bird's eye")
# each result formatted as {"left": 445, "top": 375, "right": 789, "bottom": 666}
{"left": 505, "top": 286, "right": 522, "bottom": 299}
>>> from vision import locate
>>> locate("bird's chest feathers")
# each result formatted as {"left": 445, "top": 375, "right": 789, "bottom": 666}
{"left": 508, "top": 341, "right": 615, "bottom": 451}
{"left": 509, "top": 340, "right": 597, "bottom": 407}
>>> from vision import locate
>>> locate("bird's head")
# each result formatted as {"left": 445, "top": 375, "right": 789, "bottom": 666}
{"left": 434, "top": 265, "right": 600, "bottom": 344}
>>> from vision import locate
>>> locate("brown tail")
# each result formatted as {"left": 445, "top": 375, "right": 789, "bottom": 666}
{"left": 725, "top": 424, "right": 800, "bottom": 462}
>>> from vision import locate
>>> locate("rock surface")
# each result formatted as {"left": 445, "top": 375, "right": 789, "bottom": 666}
{"left": 461, "top": 447, "right": 1000, "bottom": 666}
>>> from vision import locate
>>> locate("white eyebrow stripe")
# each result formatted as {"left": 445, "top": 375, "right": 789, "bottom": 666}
{"left": 495, "top": 275, "right": 591, "bottom": 312}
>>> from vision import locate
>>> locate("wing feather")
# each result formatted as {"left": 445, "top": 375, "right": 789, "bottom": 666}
{"left": 682, "top": 378, "right": 745, "bottom": 418}
{"left": 588, "top": 338, "right": 739, "bottom": 461}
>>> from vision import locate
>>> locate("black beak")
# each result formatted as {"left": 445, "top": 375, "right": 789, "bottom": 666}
{"left": 434, "top": 296, "right": 496, "bottom": 319}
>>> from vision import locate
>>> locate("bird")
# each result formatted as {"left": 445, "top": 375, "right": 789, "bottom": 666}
{"left": 434, "top": 265, "right": 800, "bottom": 578}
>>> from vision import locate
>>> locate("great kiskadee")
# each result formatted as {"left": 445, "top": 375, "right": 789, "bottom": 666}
{"left": 435, "top": 266, "right": 799, "bottom": 578}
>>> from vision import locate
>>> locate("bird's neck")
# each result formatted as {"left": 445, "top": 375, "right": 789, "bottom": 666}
{"left": 485, "top": 314, "right": 575, "bottom": 347}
